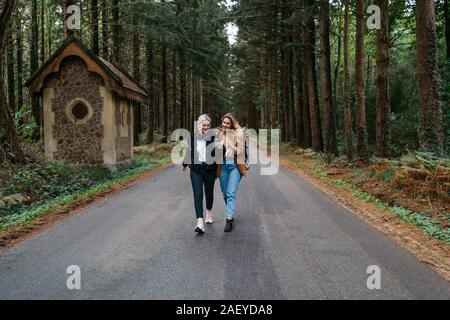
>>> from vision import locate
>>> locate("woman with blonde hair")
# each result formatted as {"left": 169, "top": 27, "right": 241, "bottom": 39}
{"left": 215, "top": 113, "right": 248, "bottom": 232}
{"left": 182, "top": 114, "right": 217, "bottom": 234}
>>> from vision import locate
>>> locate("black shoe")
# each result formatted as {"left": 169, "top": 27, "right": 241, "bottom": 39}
{"left": 224, "top": 218, "right": 233, "bottom": 232}
{"left": 195, "top": 220, "right": 205, "bottom": 235}
{"left": 195, "top": 226, "right": 205, "bottom": 235}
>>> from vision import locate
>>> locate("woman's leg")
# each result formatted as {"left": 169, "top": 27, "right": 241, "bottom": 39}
{"left": 203, "top": 169, "right": 216, "bottom": 211}
{"left": 219, "top": 165, "right": 230, "bottom": 205}
{"left": 225, "top": 166, "right": 242, "bottom": 219}
{"left": 190, "top": 169, "right": 204, "bottom": 219}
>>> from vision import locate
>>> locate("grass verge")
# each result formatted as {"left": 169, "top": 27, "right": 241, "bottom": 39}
{"left": 0, "top": 144, "right": 173, "bottom": 231}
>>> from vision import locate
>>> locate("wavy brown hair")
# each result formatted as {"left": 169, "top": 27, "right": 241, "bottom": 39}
{"left": 220, "top": 113, "right": 241, "bottom": 132}
{"left": 219, "top": 113, "right": 244, "bottom": 149}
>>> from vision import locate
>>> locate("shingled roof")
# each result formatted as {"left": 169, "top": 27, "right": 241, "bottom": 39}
{"left": 26, "top": 37, "right": 148, "bottom": 102}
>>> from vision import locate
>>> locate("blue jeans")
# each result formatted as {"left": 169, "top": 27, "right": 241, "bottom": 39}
{"left": 219, "top": 160, "right": 242, "bottom": 218}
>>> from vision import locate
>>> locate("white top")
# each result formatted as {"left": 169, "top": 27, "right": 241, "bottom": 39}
{"left": 196, "top": 138, "right": 207, "bottom": 163}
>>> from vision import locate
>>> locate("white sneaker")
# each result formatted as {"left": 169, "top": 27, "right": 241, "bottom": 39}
{"left": 205, "top": 211, "right": 213, "bottom": 224}
{"left": 195, "top": 218, "right": 205, "bottom": 234}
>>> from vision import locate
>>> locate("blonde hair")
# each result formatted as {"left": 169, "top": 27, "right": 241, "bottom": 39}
{"left": 196, "top": 114, "right": 211, "bottom": 133}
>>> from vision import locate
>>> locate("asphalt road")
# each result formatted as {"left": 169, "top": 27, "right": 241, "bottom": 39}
{"left": 0, "top": 161, "right": 449, "bottom": 300}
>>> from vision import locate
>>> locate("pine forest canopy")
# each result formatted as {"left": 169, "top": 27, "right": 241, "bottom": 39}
{"left": 0, "top": 0, "right": 449, "bottom": 165}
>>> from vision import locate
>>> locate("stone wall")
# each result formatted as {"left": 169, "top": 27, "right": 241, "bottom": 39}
{"left": 44, "top": 56, "right": 105, "bottom": 164}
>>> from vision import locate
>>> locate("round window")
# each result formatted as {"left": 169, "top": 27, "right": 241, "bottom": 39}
{"left": 66, "top": 99, "right": 93, "bottom": 124}
{"left": 72, "top": 103, "right": 89, "bottom": 120}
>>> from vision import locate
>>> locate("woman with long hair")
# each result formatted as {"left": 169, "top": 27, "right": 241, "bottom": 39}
{"left": 216, "top": 113, "right": 247, "bottom": 232}
{"left": 182, "top": 114, "right": 217, "bottom": 234}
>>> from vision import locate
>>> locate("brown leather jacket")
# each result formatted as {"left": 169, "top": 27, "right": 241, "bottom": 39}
{"left": 216, "top": 138, "right": 248, "bottom": 178}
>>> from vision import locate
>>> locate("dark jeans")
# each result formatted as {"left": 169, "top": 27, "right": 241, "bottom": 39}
{"left": 190, "top": 163, "right": 217, "bottom": 219}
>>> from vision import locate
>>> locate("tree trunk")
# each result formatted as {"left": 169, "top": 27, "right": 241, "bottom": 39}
{"left": 294, "top": 20, "right": 304, "bottom": 147}
{"left": 304, "top": 0, "right": 323, "bottom": 152}
{"left": 280, "top": 51, "right": 288, "bottom": 141}
{"left": 416, "top": 0, "right": 445, "bottom": 155}
{"left": 47, "top": 4, "right": 52, "bottom": 54}
{"left": 268, "top": 6, "right": 278, "bottom": 130}
{"left": 286, "top": 4, "right": 296, "bottom": 142}
{"left": 270, "top": 55, "right": 278, "bottom": 129}
{"left": 161, "top": 38, "right": 168, "bottom": 143}
{"left": 288, "top": 40, "right": 296, "bottom": 142}
{"left": 31, "top": 0, "right": 41, "bottom": 140}
{"left": 176, "top": 0, "right": 186, "bottom": 130}
{"left": 179, "top": 50, "right": 187, "bottom": 130}
{"left": 188, "top": 62, "right": 194, "bottom": 132}
{"left": 262, "top": 55, "right": 269, "bottom": 129}
{"left": 31, "top": 0, "right": 38, "bottom": 69}
{"left": 132, "top": 5, "right": 141, "bottom": 146}
{"left": 16, "top": 15, "right": 23, "bottom": 111}
{"left": 101, "top": 0, "right": 108, "bottom": 58}
{"left": 40, "top": 0, "right": 45, "bottom": 63}
{"left": 199, "top": 76, "right": 203, "bottom": 116}
{"left": 375, "top": 0, "right": 391, "bottom": 158}
{"left": 320, "top": 0, "right": 337, "bottom": 156}
{"left": 0, "top": 143, "right": 6, "bottom": 163}
{"left": 333, "top": 2, "right": 343, "bottom": 133}
{"left": 298, "top": 1, "right": 311, "bottom": 148}
{"left": 301, "top": 68, "right": 312, "bottom": 148}
{"left": 365, "top": 54, "right": 371, "bottom": 89}
{"left": 280, "top": 0, "right": 289, "bottom": 142}
{"left": 445, "top": 0, "right": 450, "bottom": 60}
{"left": 146, "top": 36, "right": 156, "bottom": 144}
{"left": 186, "top": 64, "right": 191, "bottom": 132}
{"left": 91, "top": 0, "right": 99, "bottom": 55}
{"left": 7, "top": 31, "right": 15, "bottom": 114}
{"left": 355, "top": 0, "right": 369, "bottom": 162}
{"left": 193, "top": 74, "right": 198, "bottom": 119}
{"left": 172, "top": 52, "right": 179, "bottom": 129}
{"left": 146, "top": 36, "right": 155, "bottom": 144}
{"left": 343, "top": 0, "right": 353, "bottom": 161}
{"left": 155, "top": 94, "right": 160, "bottom": 134}
{"left": 111, "top": 0, "right": 120, "bottom": 63}
{"left": 132, "top": 7, "right": 141, "bottom": 80}
{"left": 0, "top": 0, "right": 25, "bottom": 163}
{"left": 31, "top": 0, "right": 39, "bottom": 72}
{"left": 333, "top": 34, "right": 341, "bottom": 133}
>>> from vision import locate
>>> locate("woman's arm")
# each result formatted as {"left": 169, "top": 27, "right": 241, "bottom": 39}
{"left": 215, "top": 132, "right": 226, "bottom": 148}
{"left": 182, "top": 134, "right": 193, "bottom": 170}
